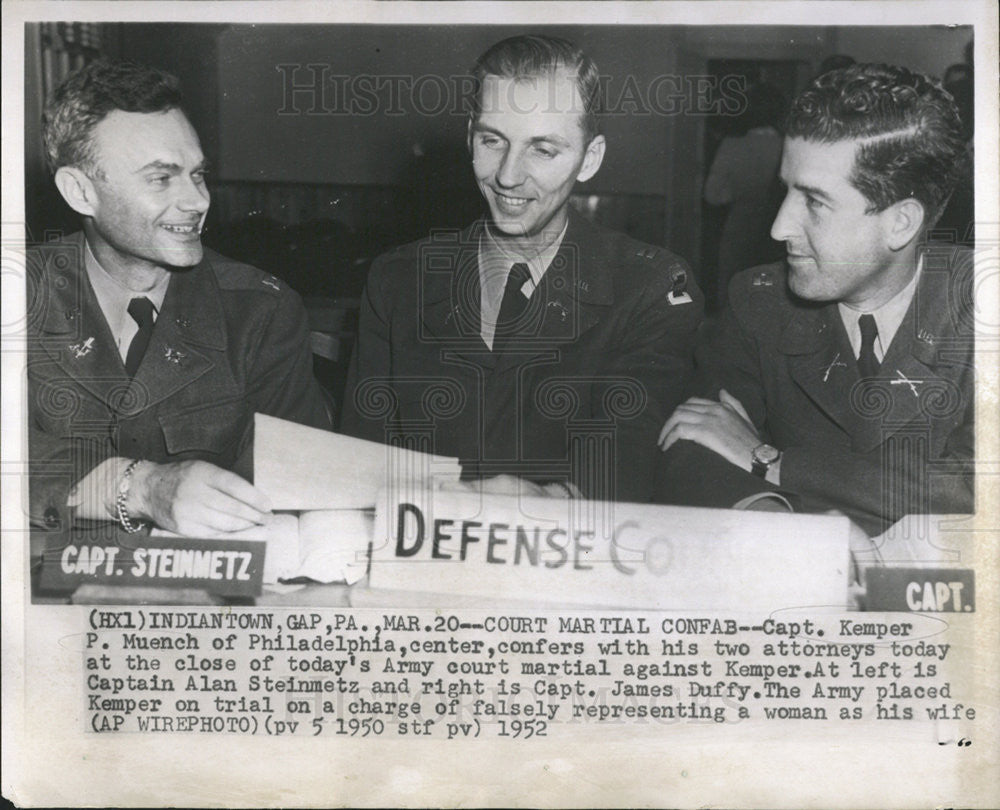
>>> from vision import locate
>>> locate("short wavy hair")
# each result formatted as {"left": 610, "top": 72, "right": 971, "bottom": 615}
{"left": 468, "top": 35, "right": 603, "bottom": 141}
{"left": 785, "top": 63, "right": 967, "bottom": 226}
{"left": 42, "top": 59, "right": 184, "bottom": 176}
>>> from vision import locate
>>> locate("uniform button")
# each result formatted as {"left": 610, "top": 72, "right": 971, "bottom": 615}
{"left": 43, "top": 507, "right": 61, "bottom": 529}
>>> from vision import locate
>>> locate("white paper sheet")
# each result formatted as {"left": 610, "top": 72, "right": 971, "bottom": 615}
{"left": 153, "top": 509, "right": 373, "bottom": 584}
{"left": 253, "top": 413, "right": 461, "bottom": 510}
{"left": 297, "top": 509, "right": 371, "bottom": 584}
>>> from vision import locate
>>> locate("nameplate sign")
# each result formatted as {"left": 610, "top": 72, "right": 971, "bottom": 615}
{"left": 370, "top": 489, "right": 851, "bottom": 610}
{"left": 865, "top": 568, "right": 975, "bottom": 612}
{"left": 39, "top": 536, "right": 265, "bottom": 597}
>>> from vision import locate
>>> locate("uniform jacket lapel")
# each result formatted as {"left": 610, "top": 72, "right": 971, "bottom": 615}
{"left": 779, "top": 299, "right": 864, "bottom": 437}
{"left": 419, "top": 221, "right": 495, "bottom": 369}
{"left": 129, "top": 260, "right": 227, "bottom": 413}
{"left": 492, "top": 210, "right": 612, "bottom": 376}
{"left": 36, "top": 233, "right": 132, "bottom": 412}
{"left": 36, "top": 233, "right": 227, "bottom": 417}
{"left": 780, "top": 255, "right": 967, "bottom": 452}
{"left": 851, "top": 259, "right": 966, "bottom": 453}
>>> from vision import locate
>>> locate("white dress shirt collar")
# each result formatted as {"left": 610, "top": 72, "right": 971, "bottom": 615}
{"left": 477, "top": 218, "right": 569, "bottom": 349}
{"left": 838, "top": 255, "right": 923, "bottom": 363}
{"left": 84, "top": 240, "right": 171, "bottom": 362}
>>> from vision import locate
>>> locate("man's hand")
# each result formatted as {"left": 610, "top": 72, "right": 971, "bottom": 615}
{"left": 127, "top": 460, "right": 272, "bottom": 536}
{"left": 658, "top": 389, "right": 761, "bottom": 471}
{"left": 447, "top": 475, "right": 577, "bottom": 499}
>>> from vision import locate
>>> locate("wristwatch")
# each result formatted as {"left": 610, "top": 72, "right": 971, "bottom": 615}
{"left": 751, "top": 443, "right": 781, "bottom": 478}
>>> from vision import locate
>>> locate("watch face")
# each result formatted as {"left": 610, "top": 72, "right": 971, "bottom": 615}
{"left": 754, "top": 444, "right": 780, "bottom": 465}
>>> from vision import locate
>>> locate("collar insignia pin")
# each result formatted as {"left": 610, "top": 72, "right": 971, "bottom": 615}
{"left": 164, "top": 347, "right": 186, "bottom": 364}
{"left": 64, "top": 307, "right": 79, "bottom": 321}
{"left": 175, "top": 317, "right": 191, "bottom": 328}
{"left": 890, "top": 370, "right": 924, "bottom": 398}
{"left": 822, "top": 352, "right": 847, "bottom": 382}
{"left": 917, "top": 329, "right": 936, "bottom": 345}
{"left": 261, "top": 276, "right": 280, "bottom": 291}
{"left": 69, "top": 336, "right": 94, "bottom": 358}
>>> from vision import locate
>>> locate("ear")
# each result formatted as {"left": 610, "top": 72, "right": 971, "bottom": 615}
{"left": 576, "top": 134, "right": 606, "bottom": 183}
{"left": 883, "top": 197, "right": 926, "bottom": 251}
{"left": 54, "top": 166, "right": 99, "bottom": 218}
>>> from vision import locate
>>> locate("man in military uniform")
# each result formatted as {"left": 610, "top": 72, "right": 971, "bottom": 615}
{"left": 28, "top": 60, "right": 331, "bottom": 543}
{"left": 657, "top": 63, "right": 973, "bottom": 535}
{"left": 341, "top": 35, "right": 702, "bottom": 502}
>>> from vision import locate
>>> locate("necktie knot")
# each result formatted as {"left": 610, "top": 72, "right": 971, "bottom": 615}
{"left": 128, "top": 296, "right": 156, "bottom": 328}
{"left": 506, "top": 262, "right": 531, "bottom": 292}
{"left": 857, "top": 313, "right": 880, "bottom": 379}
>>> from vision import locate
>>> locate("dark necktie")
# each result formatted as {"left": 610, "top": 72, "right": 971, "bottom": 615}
{"left": 493, "top": 262, "right": 532, "bottom": 352}
{"left": 125, "top": 296, "right": 156, "bottom": 377}
{"left": 857, "top": 314, "right": 880, "bottom": 379}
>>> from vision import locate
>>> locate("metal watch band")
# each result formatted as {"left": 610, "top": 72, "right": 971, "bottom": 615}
{"left": 115, "top": 459, "right": 145, "bottom": 533}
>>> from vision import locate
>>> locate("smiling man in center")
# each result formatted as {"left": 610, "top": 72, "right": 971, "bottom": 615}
{"left": 342, "top": 35, "right": 702, "bottom": 502}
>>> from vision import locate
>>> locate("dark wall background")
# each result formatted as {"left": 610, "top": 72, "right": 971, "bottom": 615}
{"left": 214, "top": 25, "right": 684, "bottom": 193}
{"left": 26, "top": 23, "right": 973, "bottom": 283}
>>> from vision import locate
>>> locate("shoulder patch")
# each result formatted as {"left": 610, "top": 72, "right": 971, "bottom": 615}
{"left": 666, "top": 264, "right": 692, "bottom": 305}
